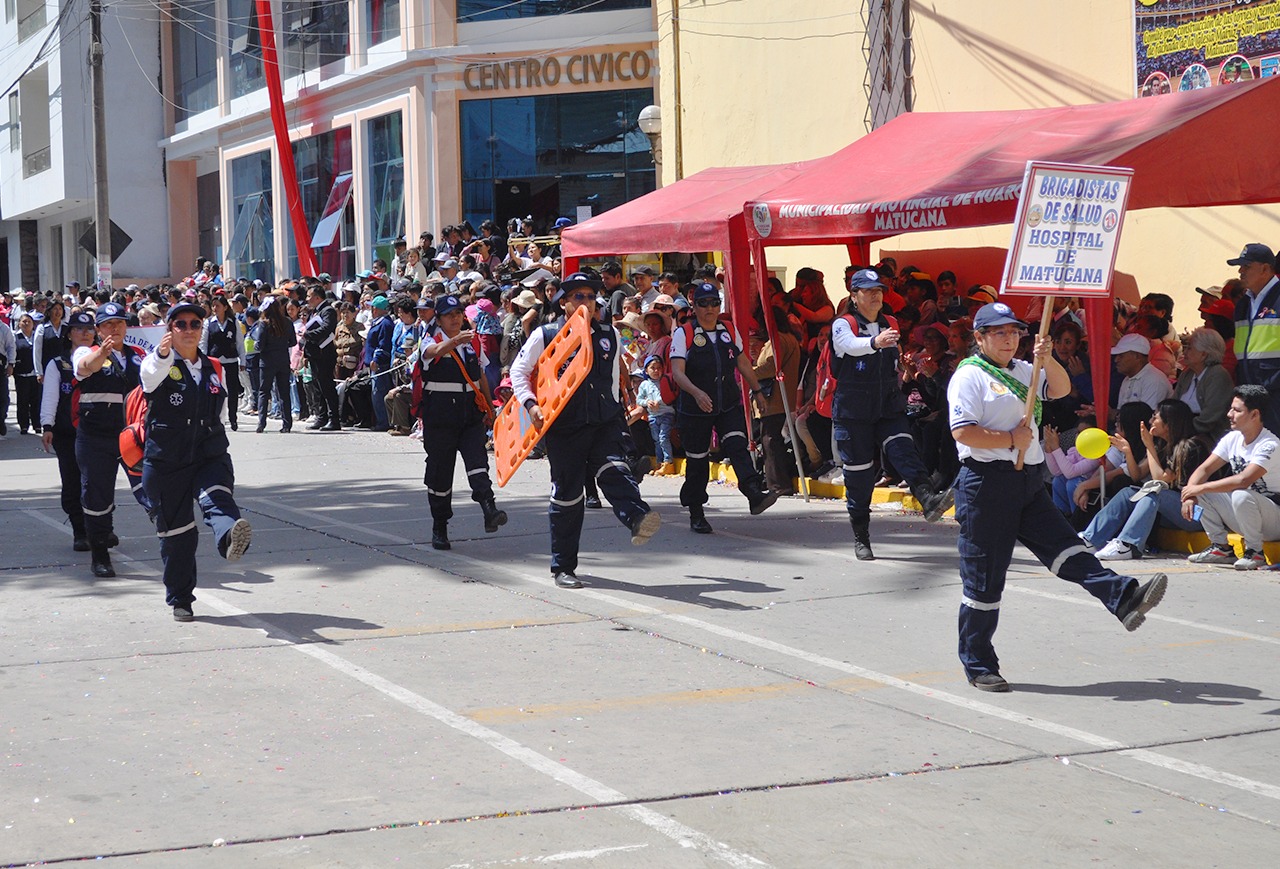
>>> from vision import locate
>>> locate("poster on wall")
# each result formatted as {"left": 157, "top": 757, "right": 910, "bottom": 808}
{"left": 1136, "top": 0, "right": 1280, "bottom": 97}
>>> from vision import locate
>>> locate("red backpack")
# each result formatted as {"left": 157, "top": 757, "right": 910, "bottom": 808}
{"left": 813, "top": 313, "right": 897, "bottom": 418}
{"left": 118, "top": 386, "right": 149, "bottom": 472}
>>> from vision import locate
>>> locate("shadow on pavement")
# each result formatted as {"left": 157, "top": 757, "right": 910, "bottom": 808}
{"left": 576, "top": 573, "right": 785, "bottom": 611}
{"left": 1014, "top": 677, "right": 1280, "bottom": 707}
{"left": 197, "top": 611, "right": 384, "bottom": 644}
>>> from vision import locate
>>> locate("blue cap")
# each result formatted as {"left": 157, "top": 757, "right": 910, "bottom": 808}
{"left": 434, "top": 295, "right": 463, "bottom": 317}
{"left": 95, "top": 302, "right": 127, "bottom": 325}
{"left": 555, "top": 272, "right": 605, "bottom": 303}
{"left": 972, "top": 302, "right": 1025, "bottom": 331}
{"left": 849, "top": 268, "right": 887, "bottom": 291}
{"left": 167, "top": 302, "right": 206, "bottom": 323}
{"left": 415, "top": 296, "right": 435, "bottom": 310}
{"left": 1227, "top": 243, "right": 1275, "bottom": 267}
{"left": 68, "top": 311, "right": 96, "bottom": 329}
{"left": 554, "top": 217, "right": 574, "bottom": 229}
{"left": 692, "top": 282, "right": 720, "bottom": 302}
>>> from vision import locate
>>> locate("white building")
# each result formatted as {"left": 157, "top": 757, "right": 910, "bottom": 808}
{"left": 0, "top": 0, "right": 169, "bottom": 292}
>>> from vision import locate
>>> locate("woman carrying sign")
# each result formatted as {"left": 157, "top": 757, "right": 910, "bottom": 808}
{"left": 947, "top": 301, "right": 1168, "bottom": 693}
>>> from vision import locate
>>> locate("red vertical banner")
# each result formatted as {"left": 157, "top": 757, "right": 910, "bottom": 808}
{"left": 1083, "top": 296, "right": 1113, "bottom": 421}
{"left": 255, "top": 0, "right": 320, "bottom": 278}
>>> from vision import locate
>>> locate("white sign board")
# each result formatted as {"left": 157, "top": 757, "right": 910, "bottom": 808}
{"left": 1001, "top": 161, "right": 1133, "bottom": 298}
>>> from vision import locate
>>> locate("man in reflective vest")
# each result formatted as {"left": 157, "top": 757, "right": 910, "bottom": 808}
{"left": 1231, "top": 243, "right": 1280, "bottom": 432}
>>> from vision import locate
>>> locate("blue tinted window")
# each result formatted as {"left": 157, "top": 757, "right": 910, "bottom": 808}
{"left": 459, "top": 88, "right": 655, "bottom": 232}
{"left": 458, "top": 0, "right": 649, "bottom": 22}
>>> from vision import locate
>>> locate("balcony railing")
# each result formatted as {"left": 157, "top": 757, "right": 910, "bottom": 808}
{"left": 23, "top": 146, "right": 50, "bottom": 177}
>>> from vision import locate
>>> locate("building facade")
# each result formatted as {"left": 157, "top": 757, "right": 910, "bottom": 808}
{"left": 163, "top": 0, "right": 658, "bottom": 284}
{"left": 0, "top": 1, "right": 169, "bottom": 292}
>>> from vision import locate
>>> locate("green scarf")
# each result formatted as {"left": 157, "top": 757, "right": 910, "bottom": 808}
{"left": 957, "top": 355, "right": 1042, "bottom": 425}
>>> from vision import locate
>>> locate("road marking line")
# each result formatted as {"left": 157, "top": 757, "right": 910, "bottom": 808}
{"left": 25, "top": 508, "right": 768, "bottom": 869}
{"left": 247, "top": 502, "right": 1280, "bottom": 806}
{"left": 1007, "top": 586, "right": 1280, "bottom": 646}
{"left": 444, "top": 844, "right": 649, "bottom": 867}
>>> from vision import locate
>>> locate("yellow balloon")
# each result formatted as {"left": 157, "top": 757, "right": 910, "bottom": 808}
{"left": 1076, "top": 427, "right": 1111, "bottom": 460}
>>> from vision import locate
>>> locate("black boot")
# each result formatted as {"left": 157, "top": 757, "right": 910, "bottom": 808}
{"left": 851, "top": 519, "right": 874, "bottom": 561}
{"left": 90, "top": 543, "right": 116, "bottom": 578}
{"left": 689, "top": 504, "right": 713, "bottom": 534}
{"left": 481, "top": 499, "right": 507, "bottom": 533}
{"left": 71, "top": 519, "right": 89, "bottom": 552}
{"left": 747, "top": 486, "right": 779, "bottom": 516}
{"left": 911, "top": 482, "right": 955, "bottom": 523}
{"left": 431, "top": 521, "right": 451, "bottom": 551}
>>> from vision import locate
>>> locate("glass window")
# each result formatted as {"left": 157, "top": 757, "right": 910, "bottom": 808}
{"left": 458, "top": 0, "right": 648, "bottom": 22}
{"left": 459, "top": 88, "right": 655, "bottom": 232}
{"left": 286, "top": 127, "right": 354, "bottom": 278}
{"left": 282, "top": 0, "right": 350, "bottom": 79}
{"left": 368, "top": 111, "right": 405, "bottom": 265}
{"left": 366, "top": 0, "right": 401, "bottom": 47}
{"left": 171, "top": 0, "right": 218, "bottom": 121}
{"left": 228, "top": 0, "right": 265, "bottom": 98}
{"left": 229, "top": 151, "right": 274, "bottom": 282}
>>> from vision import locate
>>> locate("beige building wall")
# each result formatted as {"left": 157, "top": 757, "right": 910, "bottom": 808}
{"left": 660, "top": 0, "right": 1280, "bottom": 321}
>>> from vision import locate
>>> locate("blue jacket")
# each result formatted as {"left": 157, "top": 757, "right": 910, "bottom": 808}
{"left": 365, "top": 315, "right": 394, "bottom": 368}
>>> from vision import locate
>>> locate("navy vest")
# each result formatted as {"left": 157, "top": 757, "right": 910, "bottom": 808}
{"left": 206, "top": 317, "right": 238, "bottom": 364}
{"left": 77, "top": 351, "right": 140, "bottom": 438}
{"left": 676, "top": 319, "right": 741, "bottom": 417}
{"left": 420, "top": 330, "right": 484, "bottom": 421}
{"left": 540, "top": 318, "right": 620, "bottom": 428}
{"left": 832, "top": 311, "right": 907, "bottom": 422}
{"left": 40, "top": 323, "right": 67, "bottom": 371}
{"left": 143, "top": 353, "right": 229, "bottom": 464}
{"left": 53, "top": 354, "right": 77, "bottom": 437}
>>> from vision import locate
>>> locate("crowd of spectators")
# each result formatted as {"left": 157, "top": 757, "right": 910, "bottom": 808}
{"left": 0, "top": 228, "right": 1274, "bottom": 566}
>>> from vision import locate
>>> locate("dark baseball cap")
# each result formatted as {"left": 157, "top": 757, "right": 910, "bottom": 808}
{"left": 167, "top": 302, "right": 207, "bottom": 322}
{"left": 692, "top": 282, "right": 720, "bottom": 302}
{"left": 849, "top": 268, "right": 887, "bottom": 291}
{"left": 434, "top": 295, "right": 464, "bottom": 317}
{"left": 95, "top": 302, "right": 128, "bottom": 324}
{"left": 68, "top": 311, "right": 96, "bottom": 329}
{"left": 973, "top": 302, "right": 1026, "bottom": 331}
{"left": 630, "top": 264, "right": 657, "bottom": 277}
{"left": 1227, "top": 243, "right": 1275, "bottom": 267}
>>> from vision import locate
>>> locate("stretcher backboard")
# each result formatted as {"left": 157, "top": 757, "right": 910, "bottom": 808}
{"left": 493, "top": 305, "right": 594, "bottom": 487}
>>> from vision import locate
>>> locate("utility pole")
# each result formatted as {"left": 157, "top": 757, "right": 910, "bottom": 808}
{"left": 670, "top": 0, "right": 683, "bottom": 181}
{"left": 89, "top": 0, "right": 112, "bottom": 291}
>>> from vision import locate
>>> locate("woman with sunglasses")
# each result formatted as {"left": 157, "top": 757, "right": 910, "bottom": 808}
{"left": 139, "top": 302, "right": 252, "bottom": 622}
{"left": 947, "top": 301, "right": 1167, "bottom": 693}
{"left": 510, "top": 272, "right": 661, "bottom": 589}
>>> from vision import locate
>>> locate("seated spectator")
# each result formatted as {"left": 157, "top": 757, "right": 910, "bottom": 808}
{"left": 1044, "top": 418, "right": 1103, "bottom": 516}
{"left": 1112, "top": 333, "right": 1173, "bottom": 413}
{"left": 935, "top": 270, "right": 966, "bottom": 323}
{"left": 1042, "top": 319, "right": 1092, "bottom": 432}
{"left": 1072, "top": 402, "right": 1154, "bottom": 524}
{"left": 1175, "top": 326, "right": 1233, "bottom": 441}
{"left": 1197, "top": 294, "right": 1238, "bottom": 381}
{"left": 1128, "top": 313, "right": 1178, "bottom": 378}
{"left": 1083, "top": 399, "right": 1208, "bottom": 558}
{"left": 903, "top": 275, "right": 938, "bottom": 326}
{"left": 1184, "top": 385, "right": 1280, "bottom": 569}
{"left": 964, "top": 285, "right": 997, "bottom": 317}
{"left": 637, "top": 355, "right": 676, "bottom": 475}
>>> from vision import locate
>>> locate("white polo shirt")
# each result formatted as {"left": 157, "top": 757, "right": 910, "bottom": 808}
{"left": 947, "top": 358, "right": 1049, "bottom": 464}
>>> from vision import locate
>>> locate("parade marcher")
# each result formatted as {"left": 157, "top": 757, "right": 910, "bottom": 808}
{"left": 200, "top": 294, "right": 243, "bottom": 431}
{"left": 416, "top": 295, "right": 507, "bottom": 550}
{"left": 12, "top": 312, "right": 40, "bottom": 433}
{"left": 303, "top": 285, "right": 342, "bottom": 430}
{"left": 141, "top": 302, "right": 252, "bottom": 621}
{"left": 41, "top": 312, "right": 97, "bottom": 550}
{"left": 833, "top": 269, "right": 954, "bottom": 560}
{"left": 510, "top": 272, "right": 661, "bottom": 589}
{"left": 32, "top": 297, "right": 67, "bottom": 380}
{"left": 72, "top": 302, "right": 145, "bottom": 577}
{"left": 948, "top": 301, "right": 1168, "bottom": 692}
{"left": 670, "top": 281, "right": 777, "bottom": 533}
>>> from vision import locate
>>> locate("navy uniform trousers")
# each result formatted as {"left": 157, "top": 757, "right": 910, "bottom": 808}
{"left": 423, "top": 410, "right": 493, "bottom": 521}
{"left": 75, "top": 432, "right": 154, "bottom": 545}
{"left": 835, "top": 414, "right": 929, "bottom": 526}
{"left": 52, "top": 432, "right": 86, "bottom": 535}
{"left": 546, "top": 419, "right": 649, "bottom": 575}
{"left": 954, "top": 459, "right": 1138, "bottom": 680}
{"left": 678, "top": 406, "right": 762, "bottom": 508}
{"left": 142, "top": 454, "right": 241, "bottom": 607}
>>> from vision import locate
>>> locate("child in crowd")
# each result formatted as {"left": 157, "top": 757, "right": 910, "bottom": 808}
{"left": 636, "top": 355, "right": 676, "bottom": 476}
{"left": 1043, "top": 416, "right": 1102, "bottom": 516}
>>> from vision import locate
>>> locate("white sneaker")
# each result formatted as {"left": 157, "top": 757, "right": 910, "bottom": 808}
{"left": 1096, "top": 538, "right": 1138, "bottom": 560}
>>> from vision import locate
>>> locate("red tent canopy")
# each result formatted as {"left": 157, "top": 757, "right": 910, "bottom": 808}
{"left": 743, "top": 75, "right": 1280, "bottom": 244}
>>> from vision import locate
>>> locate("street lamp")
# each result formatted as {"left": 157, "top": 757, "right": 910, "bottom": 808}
{"left": 638, "top": 104, "right": 662, "bottom": 173}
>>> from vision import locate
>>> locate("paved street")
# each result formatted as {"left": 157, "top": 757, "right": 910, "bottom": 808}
{"left": 2, "top": 425, "right": 1278, "bottom": 867}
